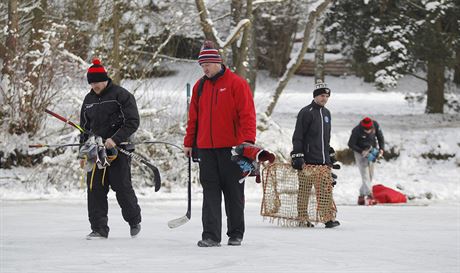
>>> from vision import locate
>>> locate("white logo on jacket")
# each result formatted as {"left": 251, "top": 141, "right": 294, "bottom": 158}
{"left": 219, "top": 88, "right": 227, "bottom": 92}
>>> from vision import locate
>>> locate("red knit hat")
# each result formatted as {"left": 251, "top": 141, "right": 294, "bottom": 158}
{"left": 198, "top": 41, "right": 223, "bottom": 65}
{"left": 87, "top": 58, "right": 109, "bottom": 84}
{"left": 360, "top": 117, "right": 374, "bottom": 129}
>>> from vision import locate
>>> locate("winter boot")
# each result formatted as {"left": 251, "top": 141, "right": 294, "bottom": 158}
{"left": 197, "top": 238, "right": 221, "bottom": 247}
{"left": 86, "top": 230, "right": 108, "bottom": 240}
{"left": 130, "top": 224, "right": 141, "bottom": 238}
{"left": 366, "top": 195, "right": 378, "bottom": 205}
{"left": 325, "top": 220, "right": 341, "bottom": 228}
{"left": 357, "top": 196, "right": 365, "bottom": 205}
{"left": 228, "top": 237, "right": 243, "bottom": 246}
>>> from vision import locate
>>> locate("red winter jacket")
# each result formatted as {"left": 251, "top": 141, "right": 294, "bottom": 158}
{"left": 184, "top": 66, "right": 256, "bottom": 149}
{"left": 372, "top": 184, "right": 407, "bottom": 203}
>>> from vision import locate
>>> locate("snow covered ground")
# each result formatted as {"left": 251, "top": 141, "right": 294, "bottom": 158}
{"left": 1, "top": 61, "right": 460, "bottom": 272}
{"left": 2, "top": 199, "right": 459, "bottom": 273}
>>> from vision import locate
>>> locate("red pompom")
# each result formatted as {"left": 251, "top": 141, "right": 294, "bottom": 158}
{"left": 92, "top": 58, "right": 101, "bottom": 65}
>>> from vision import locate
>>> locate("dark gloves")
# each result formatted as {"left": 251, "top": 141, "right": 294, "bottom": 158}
{"left": 331, "top": 172, "right": 338, "bottom": 186}
{"left": 290, "top": 152, "right": 305, "bottom": 170}
{"left": 329, "top": 147, "right": 341, "bottom": 170}
{"left": 329, "top": 147, "right": 339, "bottom": 186}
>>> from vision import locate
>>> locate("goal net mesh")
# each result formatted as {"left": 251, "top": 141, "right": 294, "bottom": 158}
{"left": 260, "top": 163, "right": 337, "bottom": 226}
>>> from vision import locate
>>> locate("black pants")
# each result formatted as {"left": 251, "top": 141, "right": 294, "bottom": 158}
{"left": 198, "top": 148, "right": 245, "bottom": 243}
{"left": 86, "top": 153, "right": 141, "bottom": 236}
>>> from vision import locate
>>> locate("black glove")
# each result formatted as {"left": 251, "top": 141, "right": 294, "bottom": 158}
{"left": 329, "top": 147, "right": 341, "bottom": 170}
{"left": 290, "top": 152, "right": 305, "bottom": 170}
{"left": 331, "top": 172, "right": 338, "bottom": 186}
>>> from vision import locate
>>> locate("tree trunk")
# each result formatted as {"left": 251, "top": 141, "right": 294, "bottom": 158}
{"left": 231, "top": 0, "right": 243, "bottom": 70}
{"left": 195, "top": 0, "right": 219, "bottom": 45}
{"left": 265, "top": 0, "right": 332, "bottom": 117}
{"left": 67, "top": 0, "right": 98, "bottom": 60}
{"left": 112, "top": 1, "right": 121, "bottom": 85}
{"left": 426, "top": 60, "right": 445, "bottom": 113}
{"left": 246, "top": 16, "right": 257, "bottom": 93}
{"left": 454, "top": 47, "right": 460, "bottom": 86}
{"left": 314, "top": 15, "right": 326, "bottom": 83}
{"left": 2, "top": 0, "right": 18, "bottom": 77}
{"left": 26, "top": 0, "right": 47, "bottom": 89}
{"left": 195, "top": 0, "right": 250, "bottom": 66}
{"left": 235, "top": 0, "right": 254, "bottom": 89}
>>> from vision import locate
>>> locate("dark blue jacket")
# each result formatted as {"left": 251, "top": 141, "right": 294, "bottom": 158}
{"left": 292, "top": 100, "right": 331, "bottom": 165}
{"left": 79, "top": 79, "right": 139, "bottom": 150}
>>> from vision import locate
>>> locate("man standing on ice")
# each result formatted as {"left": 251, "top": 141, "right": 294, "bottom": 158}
{"left": 79, "top": 58, "right": 142, "bottom": 239}
{"left": 291, "top": 80, "right": 340, "bottom": 228}
{"left": 348, "top": 117, "right": 385, "bottom": 205}
{"left": 183, "top": 41, "right": 256, "bottom": 247}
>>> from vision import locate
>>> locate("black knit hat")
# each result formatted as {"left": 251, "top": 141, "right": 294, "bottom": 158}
{"left": 313, "top": 80, "right": 331, "bottom": 97}
{"left": 87, "top": 58, "right": 109, "bottom": 84}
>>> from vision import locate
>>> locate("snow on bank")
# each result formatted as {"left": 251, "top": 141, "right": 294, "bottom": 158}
{"left": 1, "top": 62, "right": 459, "bottom": 204}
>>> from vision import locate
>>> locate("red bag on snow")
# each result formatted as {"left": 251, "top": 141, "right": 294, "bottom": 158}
{"left": 372, "top": 184, "right": 407, "bottom": 204}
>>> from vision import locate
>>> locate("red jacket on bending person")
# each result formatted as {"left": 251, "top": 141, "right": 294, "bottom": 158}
{"left": 184, "top": 66, "right": 256, "bottom": 148}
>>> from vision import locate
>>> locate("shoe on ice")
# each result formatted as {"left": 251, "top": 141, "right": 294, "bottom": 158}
{"left": 228, "top": 237, "right": 243, "bottom": 246}
{"left": 197, "top": 238, "right": 221, "bottom": 247}
{"left": 357, "top": 196, "right": 365, "bottom": 205}
{"left": 86, "top": 231, "right": 108, "bottom": 240}
{"left": 325, "top": 220, "right": 340, "bottom": 228}
{"left": 130, "top": 224, "right": 141, "bottom": 238}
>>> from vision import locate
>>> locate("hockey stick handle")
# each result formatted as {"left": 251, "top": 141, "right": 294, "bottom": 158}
{"left": 30, "top": 141, "right": 181, "bottom": 150}
{"left": 29, "top": 143, "right": 81, "bottom": 148}
{"left": 45, "top": 109, "right": 84, "bottom": 132}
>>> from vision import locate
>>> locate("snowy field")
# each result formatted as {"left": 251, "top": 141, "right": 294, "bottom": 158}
{"left": 1, "top": 62, "right": 460, "bottom": 272}
{"left": 2, "top": 199, "right": 459, "bottom": 273}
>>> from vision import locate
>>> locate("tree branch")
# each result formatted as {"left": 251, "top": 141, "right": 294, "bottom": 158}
{"left": 265, "top": 0, "right": 333, "bottom": 117}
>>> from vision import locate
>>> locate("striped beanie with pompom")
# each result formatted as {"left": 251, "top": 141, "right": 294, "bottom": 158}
{"left": 198, "top": 40, "right": 223, "bottom": 65}
{"left": 87, "top": 58, "right": 109, "bottom": 84}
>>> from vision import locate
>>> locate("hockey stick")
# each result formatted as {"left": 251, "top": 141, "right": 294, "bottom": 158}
{"left": 30, "top": 141, "right": 182, "bottom": 150}
{"left": 29, "top": 143, "right": 80, "bottom": 148}
{"left": 120, "top": 141, "right": 182, "bottom": 150}
{"left": 167, "top": 156, "right": 191, "bottom": 228}
{"left": 167, "top": 83, "right": 192, "bottom": 228}
{"left": 45, "top": 108, "right": 161, "bottom": 192}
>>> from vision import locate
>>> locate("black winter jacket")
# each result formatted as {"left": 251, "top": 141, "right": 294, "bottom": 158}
{"left": 292, "top": 100, "right": 331, "bottom": 165}
{"left": 79, "top": 79, "right": 139, "bottom": 150}
{"left": 348, "top": 120, "right": 385, "bottom": 153}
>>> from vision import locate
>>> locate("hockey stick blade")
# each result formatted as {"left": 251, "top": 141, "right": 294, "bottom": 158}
{"left": 144, "top": 161, "right": 161, "bottom": 192}
{"left": 167, "top": 215, "right": 190, "bottom": 229}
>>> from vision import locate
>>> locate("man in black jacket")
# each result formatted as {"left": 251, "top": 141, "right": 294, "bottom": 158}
{"left": 79, "top": 58, "right": 141, "bottom": 239}
{"left": 348, "top": 117, "right": 385, "bottom": 205}
{"left": 291, "top": 80, "right": 339, "bottom": 228}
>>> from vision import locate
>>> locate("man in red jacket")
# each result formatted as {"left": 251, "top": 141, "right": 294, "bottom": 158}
{"left": 184, "top": 41, "right": 256, "bottom": 247}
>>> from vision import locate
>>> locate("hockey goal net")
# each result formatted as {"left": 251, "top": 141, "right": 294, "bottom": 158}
{"left": 260, "top": 163, "right": 336, "bottom": 226}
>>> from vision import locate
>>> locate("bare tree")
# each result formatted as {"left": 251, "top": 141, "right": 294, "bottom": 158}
{"left": 112, "top": 0, "right": 121, "bottom": 84}
{"left": 314, "top": 14, "right": 326, "bottom": 83}
{"left": 2, "top": 0, "right": 18, "bottom": 77}
{"left": 230, "top": 0, "right": 257, "bottom": 92}
{"left": 195, "top": 0, "right": 250, "bottom": 61}
{"left": 455, "top": 47, "right": 460, "bottom": 86}
{"left": 65, "top": 0, "right": 99, "bottom": 60}
{"left": 265, "top": 0, "right": 332, "bottom": 118}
